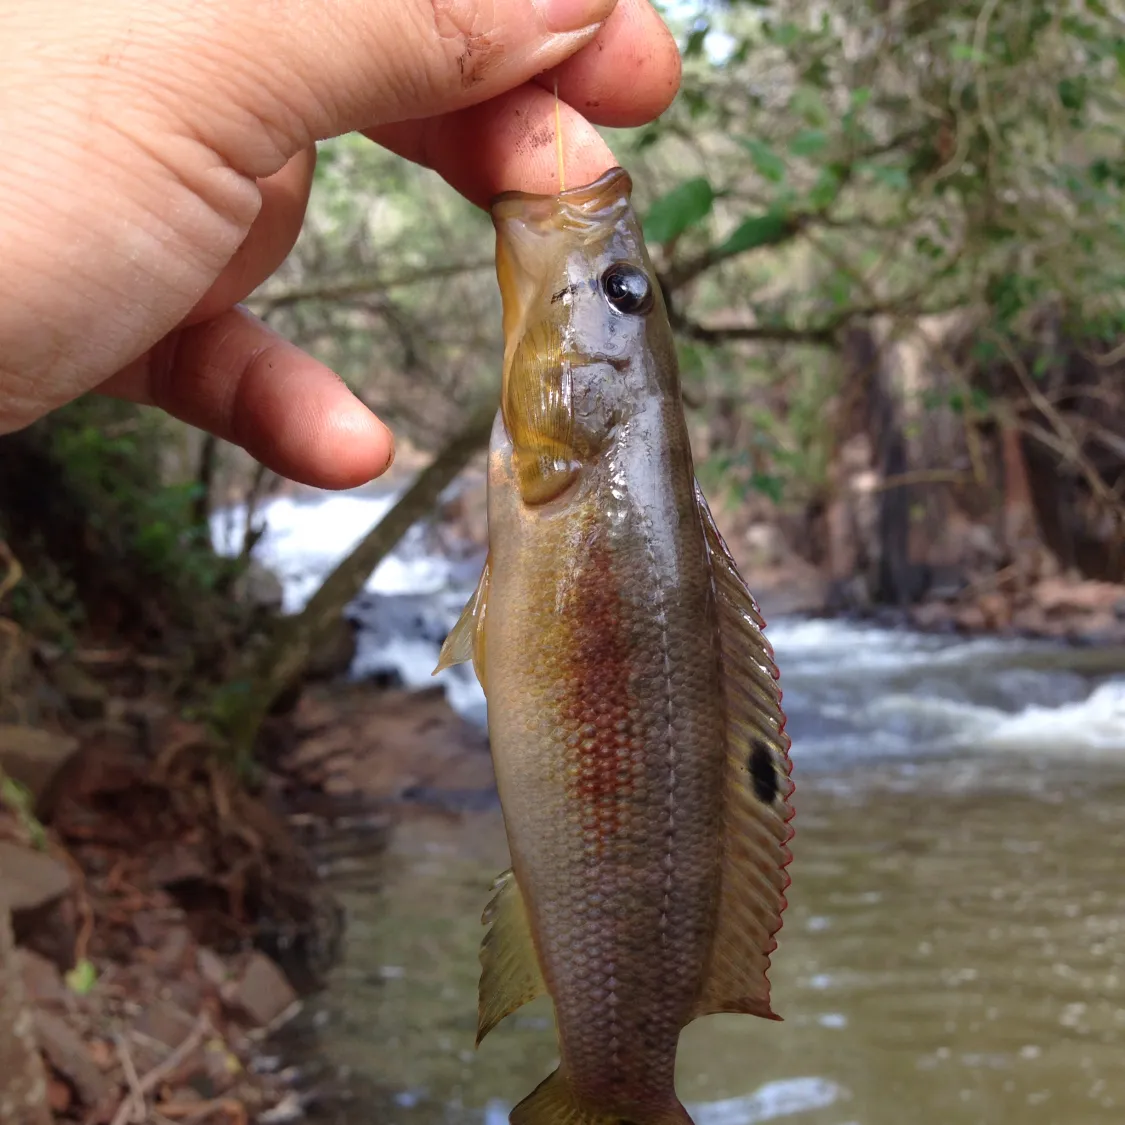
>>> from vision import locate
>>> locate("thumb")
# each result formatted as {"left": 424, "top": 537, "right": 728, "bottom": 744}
{"left": 69, "top": 0, "right": 620, "bottom": 178}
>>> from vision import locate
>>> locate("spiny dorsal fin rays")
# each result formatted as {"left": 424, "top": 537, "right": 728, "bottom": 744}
{"left": 690, "top": 481, "right": 794, "bottom": 1022}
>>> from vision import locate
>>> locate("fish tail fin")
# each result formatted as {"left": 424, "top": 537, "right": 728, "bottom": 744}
{"left": 510, "top": 1069, "right": 694, "bottom": 1125}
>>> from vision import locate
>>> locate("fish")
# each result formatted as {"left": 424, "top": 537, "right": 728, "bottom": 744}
{"left": 435, "top": 166, "right": 793, "bottom": 1125}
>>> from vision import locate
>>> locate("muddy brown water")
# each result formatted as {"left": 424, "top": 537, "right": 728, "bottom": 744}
{"left": 284, "top": 624, "right": 1125, "bottom": 1125}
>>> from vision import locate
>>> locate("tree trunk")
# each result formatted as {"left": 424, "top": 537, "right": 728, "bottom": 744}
{"left": 0, "top": 906, "right": 51, "bottom": 1125}
{"left": 220, "top": 397, "right": 497, "bottom": 756}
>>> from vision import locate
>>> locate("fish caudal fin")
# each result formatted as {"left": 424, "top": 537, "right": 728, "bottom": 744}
{"left": 510, "top": 1069, "right": 694, "bottom": 1125}
{"left": 692, "top": 481, "right": 794, "bottom": 1023}
{"left": 433, "top": 553, "right": 491, "bottom": 693}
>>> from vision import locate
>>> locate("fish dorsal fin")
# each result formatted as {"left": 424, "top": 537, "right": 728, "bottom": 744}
{"left": 434, "top": 554, "right": 491, "bottom": 694}
{"left": 692, "top": 481, "right": 794, "bottom": 1022}
{"left": 477, "top": 868, "right": 548, "bottom": 1045}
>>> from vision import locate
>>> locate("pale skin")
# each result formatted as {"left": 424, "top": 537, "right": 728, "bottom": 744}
{"left": 0, "top": 0, "right": 681, "bottom": 487}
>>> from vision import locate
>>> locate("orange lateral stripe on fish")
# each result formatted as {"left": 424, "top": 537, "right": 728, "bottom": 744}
{"left": 434, "top": 166, "right": 794, "bottom": 1125}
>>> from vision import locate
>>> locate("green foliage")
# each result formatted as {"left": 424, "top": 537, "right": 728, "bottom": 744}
{"left": 715, "top": 210, "right": 791, "bottom": 257}
{"left": 1, "top": 773, "right": 46, "bottom": 850}
{"left": 65, "top": 959, "right": 97, "bottom": 995}
{"left": 620, "top": 0, "right": 1125, "bottom": 507}
{"left": 643, "top": 177, "right": 716, "bottom": 243}
{"left": 42, "top": 399, "right": 230, "bottom": 600}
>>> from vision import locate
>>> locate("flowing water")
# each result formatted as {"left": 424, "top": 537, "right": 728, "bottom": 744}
{"left": 217, "top": 493, "right": 1125, "bottom": 1125}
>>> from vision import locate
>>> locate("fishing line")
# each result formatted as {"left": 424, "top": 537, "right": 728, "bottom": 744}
{"left": 554, "top": 78, "right": 566, "bottom": 192}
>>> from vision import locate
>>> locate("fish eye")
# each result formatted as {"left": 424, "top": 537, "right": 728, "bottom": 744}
{"left": 600, "top": 263, "right": 654, "bottom": 316}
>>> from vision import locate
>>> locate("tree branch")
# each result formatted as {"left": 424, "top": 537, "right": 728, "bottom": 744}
{"left": 251, "top": 260, "right": 493, "bottom": 312}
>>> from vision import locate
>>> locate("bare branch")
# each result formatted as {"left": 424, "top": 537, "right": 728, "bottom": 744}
{"left": 251, "top": 260, "right": 493, "bottom": 312}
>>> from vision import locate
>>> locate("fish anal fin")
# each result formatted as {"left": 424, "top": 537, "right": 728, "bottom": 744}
{"left": 477, "top": 868, "right": 547, "bottom": 1046}
{"left": 510, "top": 1068, "right": 692, "bottom": 1125}
{"left": 692, "top": 480, "right": 794, "bottom": 1024}
{"left": 434, "top": 553, "right": 490, "bottom": 694}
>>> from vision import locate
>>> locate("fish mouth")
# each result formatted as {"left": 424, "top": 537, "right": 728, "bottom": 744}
{"left": 491, "top": 167, "right": 634, "bottom": 229}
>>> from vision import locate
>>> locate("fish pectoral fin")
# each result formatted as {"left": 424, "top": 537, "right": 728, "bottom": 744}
{"left": 511, "top": 1069, "right": 693, "bottom": 1125}
{"left": 477, "top": 868, "right": 547, "bottom": 1045}
{"left": 434, "top": 553, "right": 490, "bottom": 694}
{"left": 692, "top": 480, "right": 794, "bottom": 1023}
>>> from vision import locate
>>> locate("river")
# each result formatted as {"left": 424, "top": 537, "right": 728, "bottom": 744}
{"left": 216, "top": 491, "right": 1125, "bottom": 1125}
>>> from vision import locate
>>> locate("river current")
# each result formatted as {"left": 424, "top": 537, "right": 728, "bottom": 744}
{"left": 216, "top": 491, "right": 1125, "bottom": 1125}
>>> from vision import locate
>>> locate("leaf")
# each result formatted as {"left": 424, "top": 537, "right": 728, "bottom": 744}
{"left": 789, "top": 129, "right": 829, "bottom": 157}
{"left": 684, "top": 24, "right": 709, "bottom": 58}
{"left": 807, "top": 166, "right": 844, "bottom": 211}
{"left": 750, "top": 471, "right": 784, "bottom": 505}
{"left": 859, "top": 161, "right": 910, "bottom": 191}
{"left": 742, "top": 139, "right": 787, "bottom": 184}
{"left": 790, "top": 85, "right": 831, "bottom": 127}
{"left": 715, "top": 211, "right": 792, "bottom": 258}
{"left": 951, "top": 44, "right": 990, "bottom": 64}
{"left": 643, "top": 178, "right": 715, "bottom": 244}
{"left": 1, "top": 774, "right": 46, "bottom": 850}
{"left": 66, "top": 959, "right": 97, "bottom": 996}
{"left": 1058, "top": 77, "right": 1086, "bottom": 112}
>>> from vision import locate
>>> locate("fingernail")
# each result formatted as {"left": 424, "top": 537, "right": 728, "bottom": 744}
{"left": 536, "top": 0, "right": 616, "bottom": 33}
{"left": 381, "top": 427, "right": 396, "bottom": 474}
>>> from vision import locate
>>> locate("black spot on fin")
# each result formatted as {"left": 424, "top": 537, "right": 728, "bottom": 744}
{"left": 748, "top": 741, "right": 779, "bottom": 805}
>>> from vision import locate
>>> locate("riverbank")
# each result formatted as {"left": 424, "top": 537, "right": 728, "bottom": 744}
{"left": 1, "top": 662, "right": 349, "bottom": 1125}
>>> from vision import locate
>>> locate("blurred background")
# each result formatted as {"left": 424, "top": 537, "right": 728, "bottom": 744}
{"left": 4, "top": 2, "right": 1125, "bottom": 1123}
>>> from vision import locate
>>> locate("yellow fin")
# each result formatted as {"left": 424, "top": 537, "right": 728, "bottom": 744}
{"left": 434, "top": 554, "right": 490, "bottom": 694}
{"left": 477, "top": 869, "right": 547, "bottom": 1046}
{"left": 511, "top": 1067, "right": 693, "bottom": 1125}
{"left": 692, "top": 481, "right": 794, "bottom": 1023}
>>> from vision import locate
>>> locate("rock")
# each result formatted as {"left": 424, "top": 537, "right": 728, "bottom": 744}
{"left": 1032, "top": 576, "right": 1124, "bottom": 616}
{"left": 955, "top": 604, "right": 988, "bottom": 632}
{"left": 17, "top": 948, "right": 72, "bottom": 1011}
{"left": 228, "top": 953, "right": 298, "bottom": 1028}
{"left": 153, "top": 925, "right": 195, "bottom": 976}
{"left": 135, "top": 999, "right": 196, "bottom": 1050}
{"left": 0, "top": 726, "right": 79, "bottom": 812}
{"left": 0, "top": 908, "right": 52, "bottom": 1125}
{"left": 0, "top": 843, "right": 71, "bottom": 915}
{"left": 1, "top": 843, "right": 77, "bottom": 972}
{"left": 258, "top": 1091, "right": 306, "bottom": 1124}
{"left": 289, "top": 685, "right": 493, "bottom": 805}
{"left": 197, "top": 947, "right": 229, "bottom": 990}
{"left": 49, "top": 662, "right": 107, "bottom": 721}
{"left": 977, "top": 591, "right": 1012, "bottom": 630}
{"left": 33, "top": 1010, "right": 109, "bottom": 1107}
{"left": 147, "top": 845, "right": 210, "bottom": 888}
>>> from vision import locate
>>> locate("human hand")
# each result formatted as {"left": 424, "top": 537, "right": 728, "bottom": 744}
{"left": 0, "top": 0, "right": 680, "bottom": 486}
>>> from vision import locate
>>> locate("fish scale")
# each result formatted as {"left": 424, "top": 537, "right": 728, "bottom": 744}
{"left": 435, "top": 166, "right": 793, "bottom": 1125}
